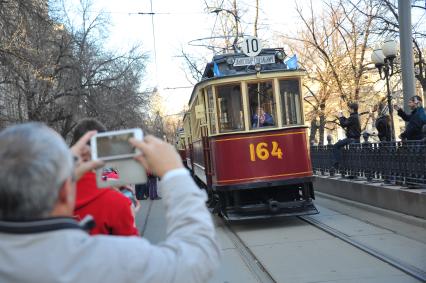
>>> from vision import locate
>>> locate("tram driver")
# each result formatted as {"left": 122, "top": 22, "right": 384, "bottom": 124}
{"left": 252, "top": 106, "right": 274, "bottom": 128}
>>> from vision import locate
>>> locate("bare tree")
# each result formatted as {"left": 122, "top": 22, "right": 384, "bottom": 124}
{"left": 0, "top": 0, "right": 150, "bottom": 138}
{"left": 278, "top": 0, "right": 381, "bottom": 143}
{"left": 178, "top": 48, "right": 205, "bottom": 85}
{"left": 349, "top": 0, "right": 426, "bottom": 100}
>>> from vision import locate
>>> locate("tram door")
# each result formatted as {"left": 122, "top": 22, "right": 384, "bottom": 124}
{"left": 201, "top": 125, "right": 213, "bottom": 188}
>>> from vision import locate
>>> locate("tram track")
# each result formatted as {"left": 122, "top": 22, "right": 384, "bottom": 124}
{"left": 299, "top": 215, "right": 426, "bottom": 282}
{"left": 218, "top": 213, "right": 425, "bottom": 283}
{"left": 217, "top": 217, "right": 277, "bottom": 283}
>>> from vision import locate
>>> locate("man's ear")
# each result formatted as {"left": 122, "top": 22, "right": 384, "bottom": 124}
{"left": 51, "top": 177, "right": 75, "bottom": 217}
{"left": 59, "top": 177, "right": 75, "bottom": 209}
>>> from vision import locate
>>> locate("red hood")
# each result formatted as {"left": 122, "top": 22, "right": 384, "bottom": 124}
{"left": 75, "top": 172, "right": 110, "bottom": 210}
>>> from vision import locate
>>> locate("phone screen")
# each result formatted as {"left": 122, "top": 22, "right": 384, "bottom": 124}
{"left": 96, "top": 133, "right": 135, "bottom": 158}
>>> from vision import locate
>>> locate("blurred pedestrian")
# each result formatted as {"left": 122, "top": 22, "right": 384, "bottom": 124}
{"left": 394, "top": 95, "right": 426, "bottom": 140}
{"left": 135, "top": 183, "right": 149, "bottom": 200}
{"left": 147, "top": 171, "right": 161, "bottom": 200}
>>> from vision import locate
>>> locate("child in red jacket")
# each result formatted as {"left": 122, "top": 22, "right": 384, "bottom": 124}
{"left": 74, "top": 171, "right": 139, "bottom": 236}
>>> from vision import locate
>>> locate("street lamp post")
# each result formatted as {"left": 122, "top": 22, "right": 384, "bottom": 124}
{"left": 371, "top": 39, "right": 398, "bottom": 141}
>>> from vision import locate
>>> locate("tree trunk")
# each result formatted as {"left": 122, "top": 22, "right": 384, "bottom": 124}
{"left": 309, "top": 119, "right": 318, "bottom": 144}
{"left": 319, "top": 113, "right": 326, "bottom": 145}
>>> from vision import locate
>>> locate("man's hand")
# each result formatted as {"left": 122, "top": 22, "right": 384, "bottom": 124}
{"left": 393, "top": 104, "right": 400, "bottom": 111}
{"left": 338, "top": 111, "right": 343, "bottom": 118}
{"left": 70, "top": 131, "right": 104, "bottom": 180}
{"left": 130, "top": 135, "right": 183, "bottom": 178}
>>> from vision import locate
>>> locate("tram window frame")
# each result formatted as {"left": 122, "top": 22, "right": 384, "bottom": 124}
{"left": 279, "top": 79, "right": 302, "bottom": 125}
{"left": 206, "top": 87, "right": 217, "bottom": 135}
{"left": 247, "top": 80, "right": 277, "bottom": 129}
{"left": 215, "top": 83, "right": 245, "bottom": 133}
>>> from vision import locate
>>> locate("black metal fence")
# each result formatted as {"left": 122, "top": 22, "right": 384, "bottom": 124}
{"left": 310, "top": 140, "right": 426, "bottom": 188}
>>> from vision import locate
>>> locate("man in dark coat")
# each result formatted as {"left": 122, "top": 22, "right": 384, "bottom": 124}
{"left": 394, "top": 95, "right": 426, "bottom": 140}
{"left": 375, "top": 103, "right": 392, "bottom": 142}
{"left": 333, "top": 102, "right": 361, "bottom": 168}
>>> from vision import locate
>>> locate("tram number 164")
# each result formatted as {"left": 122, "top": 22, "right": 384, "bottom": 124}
{"left": 249, "top": 141, "right": 283, "bottom": 162}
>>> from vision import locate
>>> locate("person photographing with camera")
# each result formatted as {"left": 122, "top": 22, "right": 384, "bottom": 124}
{"left": 71, "top": 119, "right": 139, "bottom": 236}
{"left": 394, "top": 95, "right": 426, "bottom": 140}
{"left": 0, "top": 123, "right": 220, "bottom": 283}
{"left": 332, "top": 102, "right": 361, "bottom": 169}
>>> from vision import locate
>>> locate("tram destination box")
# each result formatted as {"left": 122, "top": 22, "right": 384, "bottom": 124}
{"left": 90, "top": 128, "right": 147, "bottom": 188}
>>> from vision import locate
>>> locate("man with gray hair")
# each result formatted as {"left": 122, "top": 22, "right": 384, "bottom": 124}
{"left": 0, "top": 123, "right": 219, "bottom": 283}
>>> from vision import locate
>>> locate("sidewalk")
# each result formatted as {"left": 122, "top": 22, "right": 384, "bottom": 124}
{"left": 135, "top": 198, "right": 166, "bottom": 243}
{"left": 314, "top": 175, "right": 426, "bottom": 219}
{"left": 134, "top": 188, "right": 262, "bottom": 283}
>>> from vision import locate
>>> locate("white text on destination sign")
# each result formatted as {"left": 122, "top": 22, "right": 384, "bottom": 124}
{"left": 233, "top": 55, "right": 275, "bottom": 67}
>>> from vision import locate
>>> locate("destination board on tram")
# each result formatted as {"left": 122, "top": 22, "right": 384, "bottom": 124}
{"left": 233, "top": 55, "right": 275, "bottom": 67}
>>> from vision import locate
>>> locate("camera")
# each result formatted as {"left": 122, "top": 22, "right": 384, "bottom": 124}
{"left": 91, "top": 128, "right": 143, "bottom": 161}
{"left": 90, "top": 128, "right": 147, "bottom": 188}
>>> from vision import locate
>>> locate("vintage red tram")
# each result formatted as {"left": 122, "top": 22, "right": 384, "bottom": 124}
{"left": 182, "top": 45, "right": 317, "bottom": 220}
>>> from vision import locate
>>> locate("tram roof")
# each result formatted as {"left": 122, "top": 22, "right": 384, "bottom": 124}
{"left": 201, "top": 48, "right": 290, "bottom": 80}
{"left": 184, "top": 48, "right": 305, "bottom": 112}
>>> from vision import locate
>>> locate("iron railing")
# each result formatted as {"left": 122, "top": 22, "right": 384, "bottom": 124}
{"left": 310, "top": 140, "right": 426, "bottom": 188}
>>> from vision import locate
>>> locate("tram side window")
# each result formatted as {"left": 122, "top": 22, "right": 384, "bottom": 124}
{"left": 248, "top": 81, "right": 276, "bottom": 129}
{"left": 207, "top": 87, "right": 217, "bottom": 134}
{"left": 280, "top": 80, "right": 302, "bottom": 125}
{"left": 216, "top": 84, "right": 244, "bottom": 132}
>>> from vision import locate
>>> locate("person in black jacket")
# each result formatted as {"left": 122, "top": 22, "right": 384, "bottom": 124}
{"left": 332, "top": 102, "right": 361, "bottom": 169}
{"left": 375, "top": 103, "right": 392, "bottom": 142}
{"left": 394, "top": 95, "right": 426, "bottom": 140}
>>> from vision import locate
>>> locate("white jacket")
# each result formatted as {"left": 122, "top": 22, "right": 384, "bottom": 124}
{"left": 0, "top": 171, "right": 220, "bottom": 283}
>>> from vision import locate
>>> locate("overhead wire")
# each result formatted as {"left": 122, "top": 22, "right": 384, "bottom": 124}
{"left": 84, "top": 10, "right": 204, "bottom": 15}
{"left": 163, "top": 86, "right": 193, "bottom": 90}
{"left": 149, "top": 0, "right": 158, "bottom": 83}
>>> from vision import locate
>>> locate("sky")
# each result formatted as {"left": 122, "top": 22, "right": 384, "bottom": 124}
{"left": 67, "top": 0, "right": 318, "bottom": 116}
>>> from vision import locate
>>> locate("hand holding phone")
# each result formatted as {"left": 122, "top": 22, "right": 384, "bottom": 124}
{"left": 90, "top": 129, "right": 147, "bottom": 188}
{"left": 71, "top": 131, "right": 105, "bottom": 180}
{"left": 130, "top": 135, "right": 184, "bottom": 178}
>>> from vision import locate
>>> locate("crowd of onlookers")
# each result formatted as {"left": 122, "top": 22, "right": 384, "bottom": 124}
{"left": 0, "top": 119, "right": 220, "bottom": 282}
{"left": 332, "top": 95, "right": 426, "bottom": 169}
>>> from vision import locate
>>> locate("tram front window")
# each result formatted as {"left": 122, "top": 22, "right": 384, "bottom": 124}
{"left": 216, "top": 84, "right": 244, "bottom": 132}
{"left": 280, "top": 80, "right": 302, "bottom": 125}
{"left": 248, "top": 81, "right": 276, "bottom": 128}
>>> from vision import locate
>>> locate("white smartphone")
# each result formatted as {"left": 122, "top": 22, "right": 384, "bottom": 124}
{"left": 91, "top": 128, "right": 143, "bottom": 161}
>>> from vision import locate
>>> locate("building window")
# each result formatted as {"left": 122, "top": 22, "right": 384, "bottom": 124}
{"left": 206, "top": 87, "right": 217, "bottom": 134}
{"left": 216, "top": 84, "right": 244, "bottom": 132}
{"left": 279, "top": 79, "right": 302, "bottom": 125}
{"left": 248, "top": 81, "right": 276, "bottom": 128}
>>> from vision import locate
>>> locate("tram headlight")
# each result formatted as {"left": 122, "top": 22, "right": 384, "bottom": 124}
{"left": 275, "top": 51, "right": 285, "bottom": 61}
{"left": 226, "top": 57, "right": 235, "bottom": 65}
{"left": 254, "top": 63, "right": 262, "bottom": 72}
